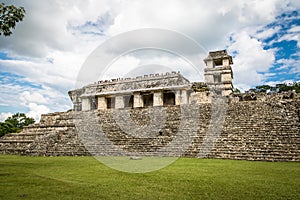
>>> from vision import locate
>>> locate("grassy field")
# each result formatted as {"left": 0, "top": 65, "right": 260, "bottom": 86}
{"left": 0, "top": 155, "right": 299, "bottom": 199}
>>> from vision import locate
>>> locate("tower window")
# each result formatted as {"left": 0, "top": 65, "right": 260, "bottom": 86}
{"left": 213, "top": 74, "right": 221, "bottom": 83}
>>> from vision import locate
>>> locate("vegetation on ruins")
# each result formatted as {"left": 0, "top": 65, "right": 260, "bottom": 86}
{"left": 247, "top": 82, "right": 300, "bottom": 93}
{"left": 233, "top": 88, "right": 241, "bottom": 94}
{"left": 0, "top": 3, "right": 25, "bottom": 36}
{"left": 0, "top": 113, "right": 35, "bottom": 137}
{"left": 0, "top": 155, "right": 299, "bottom": 199}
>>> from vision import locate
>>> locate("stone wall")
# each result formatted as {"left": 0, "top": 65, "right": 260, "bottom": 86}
{"left": 0, "top": 95, "right": 299, "bottom": 161}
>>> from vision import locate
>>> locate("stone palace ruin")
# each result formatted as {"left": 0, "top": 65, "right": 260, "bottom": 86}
{"left": 68, "top": 50, "right": 233, "bottom": 112}
{"left": 0, "top": 50, "right": 299, "bottom": 161}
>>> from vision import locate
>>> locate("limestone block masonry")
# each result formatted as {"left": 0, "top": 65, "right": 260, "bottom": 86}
{"left": 0, "top": 50, "right": 299, "bottom": 161}
{"left": 0, "top": 94, "right": 299, "bottom": 161}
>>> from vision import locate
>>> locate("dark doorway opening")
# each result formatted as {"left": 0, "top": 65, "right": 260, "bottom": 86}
{"left": 90, "top": 97, "right": 97, "bottom": 110}
{"left": 163, "top": 92, "right": 175, "bottom": 106}
{"left": 106, "top": 97, "right": 115, "bottom": 109}
{"left": 124, "top": 95, "right": 134, "bottom": 108}
{"left": 142, "top": 93, "right": 153, "bottom": 107}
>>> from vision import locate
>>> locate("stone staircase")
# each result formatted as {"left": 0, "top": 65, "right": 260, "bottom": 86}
{"left": 0, "top": 99, "right": 299, "bottom": 161}
{"left": 208, "top": 100, "right": 300, "bottom": 161}
{"left": 0, "top": 111, "right": 88, "bottom": 156}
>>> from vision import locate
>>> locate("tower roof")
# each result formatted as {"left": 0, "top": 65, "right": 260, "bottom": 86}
{"left": 204, "top": 50, "right": 233, "bottom": 65}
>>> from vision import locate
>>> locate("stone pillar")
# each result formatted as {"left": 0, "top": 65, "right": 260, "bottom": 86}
{"left": 222, "top": 58, "right": 229, "bottom": 66}
{"left": 133, "top": 93, "right": 143, "bottom": 108}
{"left": 205, "top": 74, "right": 214, "bottom": 84}
{"left": 221, "top": 73, "right": 232, "bottom": 82}
{"left": 115, "top": 96, "right": 124, "bottom": 109}
{"left": 175, "top": 91, "right": 181, "bottom": 105}
{"left": 153, "top": 92, "right": 163, "bottom": 106}
{"left": 97, "top": 96, "right": 106, "bottom": 110}
{"left": 82, "top": 98, "right": 90, "bottom": 111}
{"left": 175, "top": 90, "right": 188, "bottom": 105}
{"left": 207, "top": 60, "right": 214, "bottom": 68}
{"left": 181, "top": 90, "right": 188, "bottom": 104}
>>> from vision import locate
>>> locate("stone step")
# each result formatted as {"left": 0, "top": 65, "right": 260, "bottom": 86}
{"left": 12, "top": 132, "right": 45, "bottom": 136}
{"left": 0, "top": 140, "right": 34, "bottom": 143}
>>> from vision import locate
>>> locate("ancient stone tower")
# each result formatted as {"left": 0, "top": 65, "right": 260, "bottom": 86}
{"left": 204, "top": 50, "right": 233, "bottom": 96}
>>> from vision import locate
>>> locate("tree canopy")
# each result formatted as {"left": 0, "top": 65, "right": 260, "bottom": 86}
{"left": 0, "top": 3, "right": 25, "bottom": 36}
{"left": 0, "top": 113, "right": 35, "bottom": 137}
{"left": 246, "top": 82, "right": 300, "bottom": 93}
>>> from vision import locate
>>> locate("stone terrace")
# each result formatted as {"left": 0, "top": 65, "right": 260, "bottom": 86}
{"left": 0, "top": 93, "right": 299, "bottom": 161}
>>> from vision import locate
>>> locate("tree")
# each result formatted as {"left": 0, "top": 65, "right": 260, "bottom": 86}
{"left": 0, "top": 3, "right": 25, "bottom": 36}
{"left": 276, "top": 82, "right": 300, "bottom": 93}
{"left": 0, "top": 113, "right": 35, "bottom": 137}
{"left": 246, "top": 82, "right": 300, "bottom": 94}
{"left": 255, "top": 85, "right": 276, "bottom": 93}
{"left": 233, "top": 88, "right": 241, "bottom": 94}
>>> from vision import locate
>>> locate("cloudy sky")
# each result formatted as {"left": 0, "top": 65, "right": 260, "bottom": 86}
{"left": 0, "top": 0, "right": 299, "bottom": 121}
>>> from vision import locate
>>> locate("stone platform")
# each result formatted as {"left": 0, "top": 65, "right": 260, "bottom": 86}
{"left": 0, "top": 94, "right": 299, "bottom": 161}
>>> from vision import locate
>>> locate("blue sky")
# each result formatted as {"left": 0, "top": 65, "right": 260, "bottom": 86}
{"left": 0, "top": 0, "right": 299, "bottom": 121}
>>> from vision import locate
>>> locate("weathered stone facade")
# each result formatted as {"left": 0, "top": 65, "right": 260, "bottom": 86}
{"left": 68, "top": 50, "right": 234, "bottom": 111}
{"left": 204, "top": 50, "right": 233, "bottom": 96}
{"left": 0, "top": 50, "right": 299, "bottom": 161}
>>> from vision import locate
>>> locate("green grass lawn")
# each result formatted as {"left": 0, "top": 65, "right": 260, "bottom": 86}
{"left": 0, "top": 155, "right": 299, "bottom": 200}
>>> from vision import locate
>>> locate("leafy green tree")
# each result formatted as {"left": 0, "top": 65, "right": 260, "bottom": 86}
{"left": 255, "top": 85, "right": 276, "bottom": 93}
{"left": 276, "top": 83, "right": 300, "bottom": 93}
{"left": 0, "top": 122, "right": 13, "bottom": 137}
{"left": 233, "top": 88, "right": 241, "bottom": 94}
{"left": 0, "top": 113, "right": 35, "bottom": 137}
{"left": 247, "top": 82, "right": 300, "bottom": 94}
{"left": 0, "top": 3, "right": 25, "bottom": 36}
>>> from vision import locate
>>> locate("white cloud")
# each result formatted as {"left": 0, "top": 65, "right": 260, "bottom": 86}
{"left": 255, "top": 26, "right": 281, "bottom": 40}
{"left": 288, "top": 25, "right": 300, "bottom": 33}
{"left": 0, "top": 0, "right": 300, "bottom": 118}
{"left": 276, "top": 54, "right": 300, "bottom": 76}
{"left": 20, "top": 91, "right": 48, "bottom": 104}
{"left": 104, "top": 50, "right": 205, "bottom": 82}
{"left": 0, "top": 112, "right": 13, "bottom": 122}
{"left": 228, "top": 31, "right": 275, "bottom": 90}
{"left": 26, "top": 103, "right": 50, "bottom": 122}
{"left": 0, "top": 0, "right": 115, "bottom": 58}
{"left": 278, "top": 33, "right": 300, "bottom": 47}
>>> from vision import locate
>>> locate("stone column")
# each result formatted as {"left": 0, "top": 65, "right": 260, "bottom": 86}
{"left": 175, "top": 90, "right": 181, "bottom": 105}
{"left": 222, "top": 58, "right": 229, "bottom": 66}
{"left": 97, "top": 96, "right": 106, "bottom": 110}
{"left": 82, "top": 98, "right": 90, "bottom": 111}
{"left": 175, "top": 90, "right": 188, "bottom": 105}
{"left": 133, "top": 93, "right": 143, "bottom": 108}
{"left": 207, "top": 60, "right": 214, "bottom": 68}
{"left": 221, "top": 73, "right": 232, "bottom": 82}
{"left": 181, "top": 90, "right": 188, "bottom": 104}
{"left": 205, "top": 74, "right": 214, "bottom": 84}
{"left": 153, "top": 92, "right": 163, "bottom": 106}
{"left": 115, "top": 96, "right": 124, "bottom": 109}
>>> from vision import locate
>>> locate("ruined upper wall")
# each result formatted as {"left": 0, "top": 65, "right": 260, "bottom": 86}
{"left": 68, "top": 71, "right": 194, "bottom": 111}
{"left": 71, "top": 71, "right": 190, "bottom": 96}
